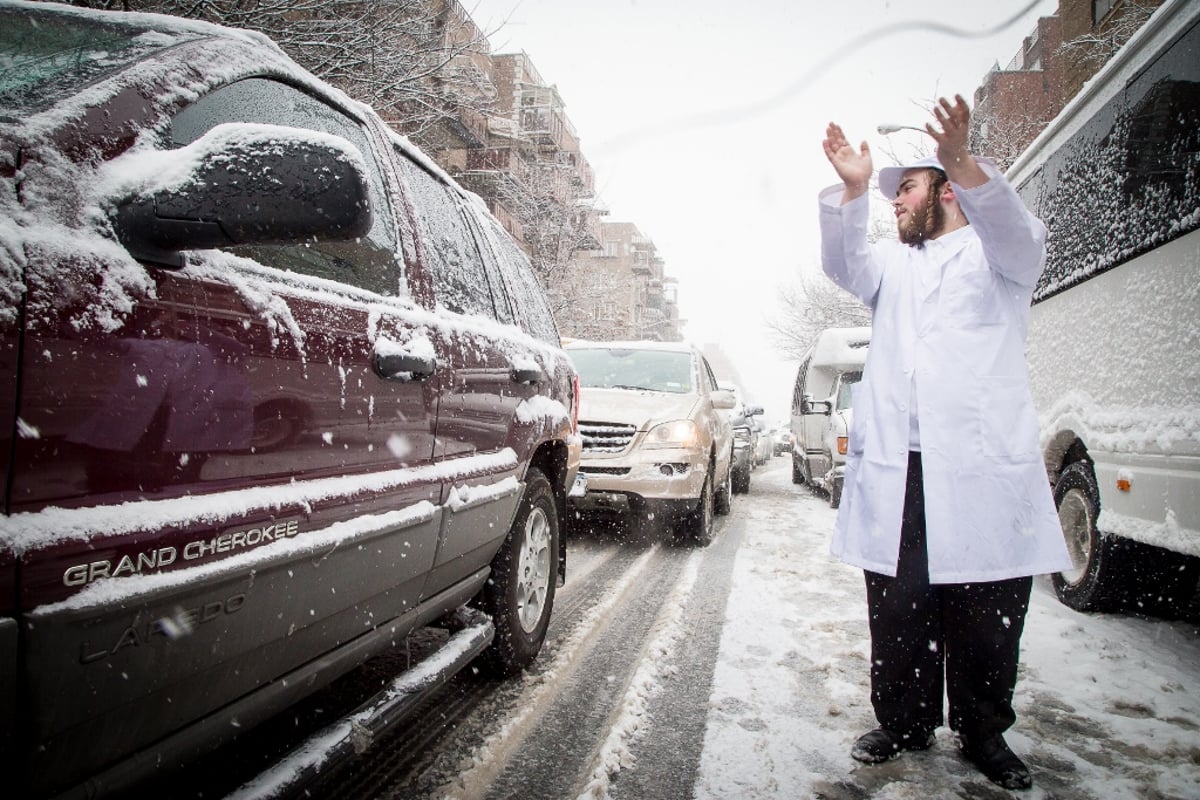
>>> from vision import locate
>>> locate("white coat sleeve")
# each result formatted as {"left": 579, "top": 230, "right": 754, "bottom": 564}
{"left": 819, "top": 184, "right": 883, "bottom": 308}
{"left": 952, "top": 161, "right": 1048, "bottom": 289}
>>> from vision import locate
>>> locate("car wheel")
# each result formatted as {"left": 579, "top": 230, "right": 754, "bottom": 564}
{"left": 477, "top": 467, "right": 558, "bottom": 676}
{"left": 685, "top": 468, "right": 715, "bottom": 545}
{"left": 829, "top": 476, "right": 843, "bottom": 509}
{"left": 714, "top": 458, "right": 732, "bottom": 515}
{"left": 791, "top": 453, "right": 804, "bottom": 485}
{"left": 800, "top": 456, "right": 815, "bottom": 491}
{"left": 732, "top": 462, "right": 750, "bottom": 494}
{"left": 1051, "top": 461, "right": 1123, "bottom": 612}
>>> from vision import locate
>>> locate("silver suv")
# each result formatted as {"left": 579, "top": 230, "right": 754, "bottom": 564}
{"left": 566, "top": 341, "right": 735, "bottom": 543}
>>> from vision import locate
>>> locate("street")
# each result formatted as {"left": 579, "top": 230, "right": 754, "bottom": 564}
{"left": 214, "top": 458, "right": 1200, "bottom": 800}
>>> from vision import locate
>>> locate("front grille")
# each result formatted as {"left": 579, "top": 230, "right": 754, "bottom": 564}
{"left": 578, "top": 420, "right": 636, "bottom": 453}
{"left": 579, "top": 466, "right": 631, "bottom": 476}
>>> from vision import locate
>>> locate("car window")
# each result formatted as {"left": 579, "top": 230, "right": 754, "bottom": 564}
{"left": 393, "top": 151, "right": 499, "bottom": 318}
{"left": 0, "top": 11, "right": 195, "bottom": 117}
{"left": 571, "top": 348, "right": 693, "bottom": 394}
{"left": 169, "top": 78, "right": 402, "bottom": 297}
{"left": 478, "top": 213, "right": 561, "bottom": 344}
{"left": 837, "top": 371, "right": 862, "bottom": 410}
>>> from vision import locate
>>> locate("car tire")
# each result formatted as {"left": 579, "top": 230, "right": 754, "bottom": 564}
{"left": 1051, "top": 461, "right": 1124, "bottom": 612}
{"left": 477, "top": 467, "right": 558, "bottom": 676}
{"left": 685, "top": 468, "right": 715, "bottom": 545}
{"left": 800, "top": 456, "right": 815, "bottom": 491}
{"left": 732, "top": 462, "right": 750, "bottom": 494}
{"left": 829, "top": 476, "right": 842, "bottom": 509}
{"left": 714, "top": 458, "right": 732, "bottom": 515}
{"left": 791, "top": 453, "right": 804, "bottom": 485}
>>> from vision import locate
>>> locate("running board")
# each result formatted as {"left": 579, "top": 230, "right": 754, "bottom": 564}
{"left": 225, "top": 609, "right": 495, "bottom": 800}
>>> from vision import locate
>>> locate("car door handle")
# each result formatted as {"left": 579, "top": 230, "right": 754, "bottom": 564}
{"left": 374, "top": 351, "right": 436, "bottom": 381}
{"left": 511, "top": 365, "right": 545, "bottom": 384}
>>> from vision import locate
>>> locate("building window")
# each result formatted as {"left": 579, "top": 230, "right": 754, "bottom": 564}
{"left": 1093, "top": 0, "right": 1116, "bottom": 24}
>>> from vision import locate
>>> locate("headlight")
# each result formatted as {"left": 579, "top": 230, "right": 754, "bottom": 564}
{"left": 733, "top": 426, "right": 753, "bottom": 443}
{"left": 644, "top": 419, "right": 699, "bottom": 449}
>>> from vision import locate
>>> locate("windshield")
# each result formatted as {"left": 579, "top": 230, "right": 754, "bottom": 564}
{"left": 0, "top": 8, "right": 192, "bottom": 117}
{"left": 569, "top": 347, "right": 694, "bottom": 394}
{"left": 836, "top": 371, "right": 862, "bottom": 411}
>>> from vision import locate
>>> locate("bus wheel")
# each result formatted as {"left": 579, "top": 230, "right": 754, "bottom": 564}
{"left": 1051, "top": 461, "right": 1124, "bottom": 612}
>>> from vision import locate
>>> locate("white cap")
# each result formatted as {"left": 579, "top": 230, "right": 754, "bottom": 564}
{"left": 877, "top": 154, "right": 998, "bottom": 199}
{"left": 877, "top": 154, "right": 945, "bottom": 200}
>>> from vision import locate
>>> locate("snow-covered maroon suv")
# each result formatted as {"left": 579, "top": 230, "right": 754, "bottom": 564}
{"left": 0, "top": 4, "right": 580, "bottom": 797}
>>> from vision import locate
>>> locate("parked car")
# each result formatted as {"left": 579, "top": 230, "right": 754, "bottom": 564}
{"left": 0, "top": 4, "right": 580, "bottom": 798}
{"left": 567, "top": 341, "right": 735, "bottom": 543}
{"left": 773, "top": 425, "right": 794, "bottom": 456}
{"left": 719, "top": 380, "right": 759, "bottom": 468}
{"left": 791, "top": 327, "right": 870, "bottom": 508}
{"left": 728, "top": 400, "right": 764, "bottom": 494}
{"left": 753, "top": 417, "right": 773, "bottom": 464}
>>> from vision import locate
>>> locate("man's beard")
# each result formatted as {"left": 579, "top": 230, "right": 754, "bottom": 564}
{"left": 897, "top": 197, "right": 945, "bottom": 248}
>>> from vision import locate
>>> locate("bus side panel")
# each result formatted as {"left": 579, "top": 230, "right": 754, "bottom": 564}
{"left": 1027, "top": 228, "right": 1200, "bottom": 553}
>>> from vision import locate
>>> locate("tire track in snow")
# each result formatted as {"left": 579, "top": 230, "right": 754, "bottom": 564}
{"left": 432, "top": 545, "right": 664, "bottom": 799}
{"left": 575, "top": 549, "right": 703, "bottom": 799}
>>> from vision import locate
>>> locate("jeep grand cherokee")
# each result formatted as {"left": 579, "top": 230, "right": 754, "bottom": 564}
{"left": 0, "top": 4, "right": 580, "bottom": 797}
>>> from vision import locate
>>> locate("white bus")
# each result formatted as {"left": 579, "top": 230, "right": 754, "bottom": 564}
{"left": 1008, "top": 0, "right": 1200, "bottom": 615}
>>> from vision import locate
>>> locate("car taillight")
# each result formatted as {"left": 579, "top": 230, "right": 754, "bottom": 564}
{"left": 837, "top": 436, "right": 848, "bottom": 455}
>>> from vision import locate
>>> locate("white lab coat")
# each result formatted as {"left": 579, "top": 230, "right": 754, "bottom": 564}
{"left": 819, "top": 162, "right": 1072, "bottom": 583}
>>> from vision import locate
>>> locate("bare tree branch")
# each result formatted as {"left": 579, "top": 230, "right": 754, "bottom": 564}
{"left": 767, "top": 271, "right": 872, "bottom": 360}
{"left": 1056, "top": 0, "right": 1158, "bottom": 74}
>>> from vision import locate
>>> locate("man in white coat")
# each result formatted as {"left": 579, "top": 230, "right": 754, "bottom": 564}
{"left": 819, "top": 95, "right": 1072, "bottom": 791}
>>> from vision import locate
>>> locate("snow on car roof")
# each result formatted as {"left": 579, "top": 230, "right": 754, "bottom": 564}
{"left": 808, "top": 326, "right": 871, "bottom": 369}
{"left": 2, "top": 0, "right": 280, "bottom": 50}
{"left": 1, "top": 2, "right": 364, "bottom": 143}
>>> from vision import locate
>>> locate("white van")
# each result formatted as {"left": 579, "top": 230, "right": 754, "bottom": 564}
{"left": 1007, "top": 0, "right": 1199, "bottom": 616}
{"left": 790, "top": 327, "right": 870, "bottom": 508}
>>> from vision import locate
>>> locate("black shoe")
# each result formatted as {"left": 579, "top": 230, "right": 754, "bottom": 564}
{"left": 850, "top": 728, "right": 936, "bottom": 764}
{"left": 960, "top": 734, "right": 1032, "bottom": 790}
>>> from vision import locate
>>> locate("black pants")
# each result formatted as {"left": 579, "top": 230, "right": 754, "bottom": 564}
{"left": 864, "top": 451, "right": 1033, "bottom": 741}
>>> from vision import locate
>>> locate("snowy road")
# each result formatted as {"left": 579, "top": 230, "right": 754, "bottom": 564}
{"left": 216, "top": 458, "right": 1200, "bottom": 799}
{"left": 697, "top": 459, "right": 1200, "bottom": 800}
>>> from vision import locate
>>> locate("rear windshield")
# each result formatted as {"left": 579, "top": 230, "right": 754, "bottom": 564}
{"left": 0, "top": 8, "right": 193, "bottom": 118}
{"left": 570, "top": 348, "right": 694, "bottom": 394}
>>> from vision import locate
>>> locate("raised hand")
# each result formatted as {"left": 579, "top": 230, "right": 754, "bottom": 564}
{"left": 823, "top": 122, "right": 872, "bottom": 196}
{"left": 924, "top": 95, "right": 987, "bottom": 187}
{"left": 926, "top": 94, "right": 972, "bottom": 161}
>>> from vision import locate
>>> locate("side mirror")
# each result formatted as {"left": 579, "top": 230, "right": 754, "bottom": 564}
{"left": 801, "top": 395, "right": 832, "bottom": 415}
{"left": 110, "top": 123, "right": 373, "bottom": 266}
{"left": 711, "top": 389, "right": 736, "bottom": 410}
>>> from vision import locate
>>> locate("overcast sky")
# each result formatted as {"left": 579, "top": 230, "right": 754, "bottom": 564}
{"left": 467, "top": 0, "right": 1059, "bottom": 418}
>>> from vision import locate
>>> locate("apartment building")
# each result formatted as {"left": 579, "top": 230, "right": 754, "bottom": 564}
{"left": 971, "top": 0, "right": 1164, "bottom": 167}
{"left": 566, "top": 222, "right": 684, "bottom": 342}
{"left": 371, "top": 3, "right": 684, "bottom": 343}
